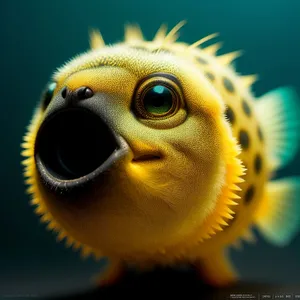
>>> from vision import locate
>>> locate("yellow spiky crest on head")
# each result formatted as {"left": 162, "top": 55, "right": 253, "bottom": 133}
{"left": 187, "top": 32, "right": 220, "bottom": 51}
{"left": 124, "top": 23, "right": 144, "bottom": 44}
{"left": 123, "top": 21, "right": 188, "bottom": 52}
{"left": 161, "top": 20, "right": 187, "bottom": 45}
{"left": 89, "top": 29, "right": 105, "bottom": 49}
{"left": 54, "top": 21, "right": 259, "bottom": 92}
{"left": 153, "top": 23, "right": 168, "bottom": 43}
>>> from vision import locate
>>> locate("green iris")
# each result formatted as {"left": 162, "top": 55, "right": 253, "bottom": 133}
{"left": 143, "top": 85, "right": 174, "bottom": 115}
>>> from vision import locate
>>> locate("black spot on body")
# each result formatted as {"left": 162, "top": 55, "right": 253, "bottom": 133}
{"left": 197, "top": 57, "right": 208, "bottom": 64}
{"left": 205, "top": 72, "right": 215, "bottom": 81}
{"left": 254, "top": 154, "right": 262, "bottom": 174}
{"left": 225, "top": 106, "right": 235, "bottom": 124}
{"left": 257, "top": 126, "right": 264, "bottom": 141}
{"left": 244, "top": 185, "right": 255, "bottom": 204}
{"left": 223, "top": 77, "right": 235, "bottom": 93}
{"left": 242, "top": 99, "right": 251, "bottom": 116}
{"left": 239, "top": 130, "right": 250, "bottom": 150}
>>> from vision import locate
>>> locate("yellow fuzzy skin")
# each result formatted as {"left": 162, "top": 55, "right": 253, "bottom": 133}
{"left": 21, "top": 22, "right": 295, "bottom": 287}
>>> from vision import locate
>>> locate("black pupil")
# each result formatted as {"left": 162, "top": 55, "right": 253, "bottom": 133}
{"left": 143, "top": 85, "right": 174, "bottom": 114}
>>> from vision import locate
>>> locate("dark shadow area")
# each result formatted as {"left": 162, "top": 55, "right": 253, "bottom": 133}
{"left": 43, "top": 267, "right": 300, "bottom": 300}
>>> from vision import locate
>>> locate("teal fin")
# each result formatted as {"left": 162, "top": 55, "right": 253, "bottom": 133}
{"left": 255, "top": 87, "right": 300, "bottom": 171}
{"left": 255, "top": 177, "right": 300, "bottom": 247}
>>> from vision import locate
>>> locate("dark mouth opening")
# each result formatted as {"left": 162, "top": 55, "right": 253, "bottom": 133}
{"left": 35, "top": 108, "right": 119, "bottom": 181}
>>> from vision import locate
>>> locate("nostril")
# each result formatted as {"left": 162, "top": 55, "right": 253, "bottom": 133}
{"left": 35, "top": 108, "right": 118, "bottom": 181}
{"left": 76, "top": 87, "right": 94, "bottom": 100}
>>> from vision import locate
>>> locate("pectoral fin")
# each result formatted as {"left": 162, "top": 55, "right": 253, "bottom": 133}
{"left": 255, "top": 177, "right": 300, "bottom": 246}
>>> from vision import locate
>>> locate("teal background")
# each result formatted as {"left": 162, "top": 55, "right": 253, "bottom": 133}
{"left": 1, "top": 0, "right": 300, "bottom": 297}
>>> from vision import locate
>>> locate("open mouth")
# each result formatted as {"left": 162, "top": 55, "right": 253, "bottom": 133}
{"left": 34, "top": 108, "right": 128, "bottom": 190}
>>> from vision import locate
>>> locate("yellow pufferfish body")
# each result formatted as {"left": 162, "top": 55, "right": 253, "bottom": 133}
{"left": 21, "top": 22, "right": 300, "bottom": 286}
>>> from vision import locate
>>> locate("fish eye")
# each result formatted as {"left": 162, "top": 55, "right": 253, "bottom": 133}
{"left": 133, "top": 74, "right": 183, "bottom": 119}
{"left": 42, "top": 82, "right": 57, "bottom": 110}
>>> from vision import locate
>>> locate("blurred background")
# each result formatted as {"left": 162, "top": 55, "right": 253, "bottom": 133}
{"left": 1, "top": 0, "right": 300, "bottom": 298}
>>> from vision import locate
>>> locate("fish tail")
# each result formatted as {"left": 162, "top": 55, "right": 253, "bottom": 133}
{"left": 255, "top": 86, "right": 300, "bottom": 172}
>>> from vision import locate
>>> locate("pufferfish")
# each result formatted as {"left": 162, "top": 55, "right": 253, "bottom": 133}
{"left": 21, "top": 21, "right": 300, "bottom": 286}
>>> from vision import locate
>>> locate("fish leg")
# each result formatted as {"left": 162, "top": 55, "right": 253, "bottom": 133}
{"left": 92, "top": 259, "right": 124, "bottom": 287}
{"left": 194, "top": 249, "right": 238, "bottom": 286}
